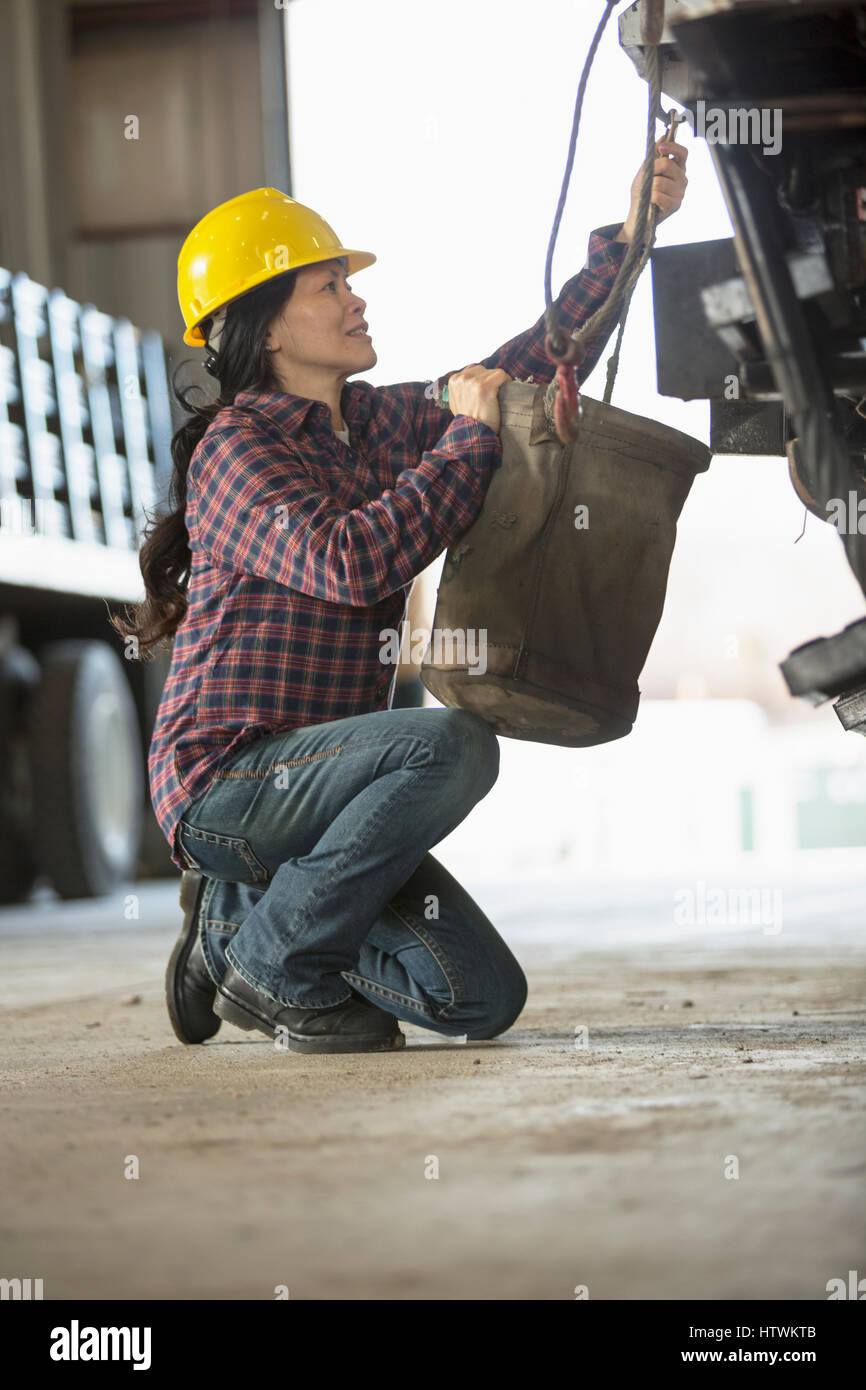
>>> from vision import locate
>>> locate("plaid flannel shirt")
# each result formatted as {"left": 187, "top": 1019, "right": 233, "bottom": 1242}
{"left": 148, "top": 224, "right": 628, "bottom": 866}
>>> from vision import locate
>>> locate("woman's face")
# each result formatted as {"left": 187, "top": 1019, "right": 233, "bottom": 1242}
{"left": 265, "top": 257, "right": 376, "bottom": 385}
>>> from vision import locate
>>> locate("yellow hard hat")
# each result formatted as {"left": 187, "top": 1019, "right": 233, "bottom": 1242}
{"left": 177, "top": 187, "right": 377, "bottom": 346}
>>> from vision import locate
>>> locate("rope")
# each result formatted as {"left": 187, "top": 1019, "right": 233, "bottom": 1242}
{"left": 601, "top": 298, "right": 631, "bottom": 405}
{"left": 581, "top": 51, "right": 661, "bottom": 350}
{"left": 542, "top": 0, "right": 619, "bottom": 343}
{"left": 542, "top": 1, "right": 665, "bottom": 439}
{"left": 540, "top": 1, "right": 619, "bottom": 444}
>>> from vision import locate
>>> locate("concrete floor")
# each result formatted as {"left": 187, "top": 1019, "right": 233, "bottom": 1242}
{"left": 0, "top": 854, "right": 864, "bottom": 1301}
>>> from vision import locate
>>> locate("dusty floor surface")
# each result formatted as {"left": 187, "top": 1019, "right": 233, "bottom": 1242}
{"left": 0, "top": 866, "right": 864, "bottom": 1301}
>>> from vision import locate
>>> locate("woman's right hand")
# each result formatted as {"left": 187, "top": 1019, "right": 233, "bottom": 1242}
{"left": 446, "top": 365, "right": 512, "bottom": 436}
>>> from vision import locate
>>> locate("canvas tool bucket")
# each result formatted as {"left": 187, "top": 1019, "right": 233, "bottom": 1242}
{"left": 419, "top": 380, "right": 712, "bottom": 747}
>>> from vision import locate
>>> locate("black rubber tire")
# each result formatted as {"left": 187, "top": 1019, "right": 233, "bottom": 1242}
{"left": 29, "top": 640, "right": 144, "bottom": 899}
{"left": 0, "top": 644, "right": 40, "bottom": 904}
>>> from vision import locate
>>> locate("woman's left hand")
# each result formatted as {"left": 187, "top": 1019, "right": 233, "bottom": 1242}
{"left": 615, "top": 139, "right": 689, "bottom": 243}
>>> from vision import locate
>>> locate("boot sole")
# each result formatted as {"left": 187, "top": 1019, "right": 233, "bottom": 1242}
{"left": 165, "top": 872, "right": 221, "bottom": 1045}
{"left": 214, "top": 983, "right": 406, "bottom": 1054}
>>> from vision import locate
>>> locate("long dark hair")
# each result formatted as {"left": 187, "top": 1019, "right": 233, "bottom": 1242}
{"left": 110, "top": 269, "right": 299, "bottom": 655}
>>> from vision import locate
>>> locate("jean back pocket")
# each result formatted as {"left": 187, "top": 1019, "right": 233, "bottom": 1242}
{"left": 177, "top": 820, "right": 270, "bottom": 886}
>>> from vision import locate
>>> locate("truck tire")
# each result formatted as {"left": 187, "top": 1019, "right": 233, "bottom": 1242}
{"left": 0, "top": 644, "right": 40, "bottom": 904}
{"left": 29, "top": 640, "right": 144, "bottom": 899}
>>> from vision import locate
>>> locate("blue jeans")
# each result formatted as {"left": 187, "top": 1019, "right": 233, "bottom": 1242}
{"left": 175, "top": 706, "right": 527, "bottom": 1039}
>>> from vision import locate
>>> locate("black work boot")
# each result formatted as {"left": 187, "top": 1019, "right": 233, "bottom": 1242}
{"left": 214, "top": 964, "right": 405, "bottom": 1054}
{"left": 165, "top": 870, "right": 221, "bottom": 1044}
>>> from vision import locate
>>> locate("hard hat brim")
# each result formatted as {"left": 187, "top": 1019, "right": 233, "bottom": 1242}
{"left": 182, "top": 249, "right": 377, "bottom": 347}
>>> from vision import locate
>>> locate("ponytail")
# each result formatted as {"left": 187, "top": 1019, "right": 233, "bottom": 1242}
{"left": 110, "top": 270, "right": 298, "bottom": 655}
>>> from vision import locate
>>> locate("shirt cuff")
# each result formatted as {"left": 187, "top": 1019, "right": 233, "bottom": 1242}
{"left": 434, "top": 413, "right": 503, "bottom": 469}
{"left": 586, "top": 223, "right": 629, "bottom": 274}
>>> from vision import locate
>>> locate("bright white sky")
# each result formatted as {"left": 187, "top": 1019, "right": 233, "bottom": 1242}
{"left": 284, "top": 0, "right": 728, "bottom": 424}
{"left": 284, "top": 0, "right": 863, "bottom": 699}
{"left": 283, "top": 0, "right": 866, "bottom": 867}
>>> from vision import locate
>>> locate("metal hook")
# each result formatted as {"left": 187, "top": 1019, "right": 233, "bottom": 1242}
{"left": 659, "top": 105, "right": 686, "bottom": 144}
